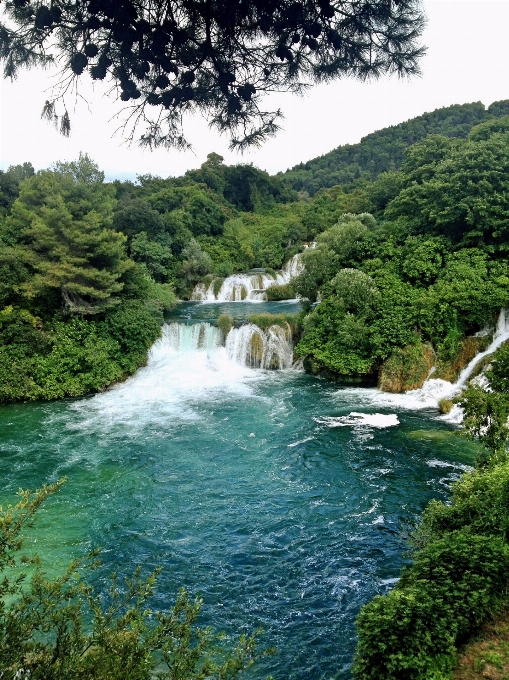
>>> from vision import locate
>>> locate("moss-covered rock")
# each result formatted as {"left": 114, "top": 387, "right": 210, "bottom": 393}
{"left": 216, "top": 313, "right": 233, "bottom": 335}
{"left": 213, "top": 277, "right": 224, "bottom": 297}
{"left": 434, "top": 336, "right": 491, "bottom": 383}
{"left": 248, "top": 331, "right": 264, "bottom": 367}
{"left": 378, "top": 342, "right": 435, "bottom": 393}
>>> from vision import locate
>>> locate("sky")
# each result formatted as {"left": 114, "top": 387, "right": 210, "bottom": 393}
{"left": 1, "top": 0, "right": 509, "bottom": 181}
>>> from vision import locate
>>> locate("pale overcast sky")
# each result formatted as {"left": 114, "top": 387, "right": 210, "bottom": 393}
{"left": 1, "top": 0, "right": 508, "bottom": 181}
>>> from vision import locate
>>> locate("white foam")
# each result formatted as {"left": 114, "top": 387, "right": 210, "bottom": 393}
{"left": 191, "top": 253, "right": 304, "bottom": 302}
{"left": 315, "top": 413, "right": 400, "bottom": 428}
{"left": 66, "top": 325, "right": 264, "bottom": 433}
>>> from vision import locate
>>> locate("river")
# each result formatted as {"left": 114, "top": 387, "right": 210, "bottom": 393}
{"left": 0, "top": 300, "right": 477, "bottom": 679}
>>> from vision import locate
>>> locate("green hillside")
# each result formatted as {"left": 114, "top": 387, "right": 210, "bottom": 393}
{"left": 280, "top": 100, "right": 509, "bottom": 195}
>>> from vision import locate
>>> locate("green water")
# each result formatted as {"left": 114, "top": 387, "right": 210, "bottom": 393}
{"left": 0, "top": 302, "right": 474, "bottom": 678}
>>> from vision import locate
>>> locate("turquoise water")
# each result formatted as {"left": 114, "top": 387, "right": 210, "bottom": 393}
{"left": 165, "top": 299, "right": 303, "bottom": 323}
{"left": 0, "top": 303, "right": 475, "bottom": 679}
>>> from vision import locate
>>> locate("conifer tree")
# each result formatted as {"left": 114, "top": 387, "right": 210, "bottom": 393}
{"left": 5, "top": 154, "right": 131, "bottom": 314}
{"left": 0, "top": 0, "right": 425, "bottom": 149}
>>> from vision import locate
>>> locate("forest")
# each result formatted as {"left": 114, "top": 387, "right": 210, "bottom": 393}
{"left": 3, "top": 100, "right": 509, "bottom": 678}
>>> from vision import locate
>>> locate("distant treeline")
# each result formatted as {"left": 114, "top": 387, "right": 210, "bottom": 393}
{"left": 280, "top": 100, "right": 509, "bottom": 195}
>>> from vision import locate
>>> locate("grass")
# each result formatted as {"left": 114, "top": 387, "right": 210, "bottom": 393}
{"left": 216, "top": 314, "right": 233, "bottom": 335}
{"left": 454, "top": 610, "right": 509, "bottom": 680}
{"left": 438, "top": 398, "right": 454, "bottom": 414}
{"left": 248, "top": 312, "right": 303, "bottom": 338}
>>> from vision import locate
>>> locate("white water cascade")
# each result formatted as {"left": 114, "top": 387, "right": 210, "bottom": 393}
{"left": 225, "top": 323, "right": 294, "bottom": 369}
{"left": 192, "top": 253, "right": 304, "bottom": 302}
{"left": 357, "top": 308, "right": 509, "bottom": 417}
{"left": 150, "top": 322, "right": 223, "bottom": 357}
{"left": 149, "top": 320, "right": 295, "bottom": 372}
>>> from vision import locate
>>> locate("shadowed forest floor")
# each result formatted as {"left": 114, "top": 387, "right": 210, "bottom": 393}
{"left": 455, "top": 611, "right": 509, "bottom": 679}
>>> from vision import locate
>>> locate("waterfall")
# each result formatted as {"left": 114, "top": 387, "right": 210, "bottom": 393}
{"left": 280, "top": 253, "right": 304, "bottom": 282}
{"left": 352, "top": 308, "right": 509, "bottom": 423}
{"left": 191, "top": 253, "right": 303, "bottom": 302}
{"left": 454, "top": 308, "right": 509, "bottom": 389}
{"left": 225, "top": 323, "right": 294, "bottom": 369}
{"left": 149, "top": 322, "right": 223, "bottom": 361}
{"left": 367, "top": 308, "right": 509, "bottom": 417}
{"left": 148, "top": 321, "right": 294, "bottom": 372}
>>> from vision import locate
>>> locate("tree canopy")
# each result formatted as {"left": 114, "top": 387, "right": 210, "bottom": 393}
{"left": 0, "top": 0, "right": 425, "bottom": 149}
{"left": 3, "top": 153, "right": 131, "bottom": 315}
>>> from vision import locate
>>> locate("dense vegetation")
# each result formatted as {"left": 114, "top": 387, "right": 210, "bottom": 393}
{"left": 4, "top": 100, "right": 509, "bottom": 676}
{"left": 354, "top": 344, "right": 509, "bottom": 680}
{"left": 281, "top": 100, "right": 509, "bottom": 196}
{"left": 0, "top": 151, "right": 303, "bottom": 403}
{"left": 293, "top": 116, "right": 509, "bottom": 387}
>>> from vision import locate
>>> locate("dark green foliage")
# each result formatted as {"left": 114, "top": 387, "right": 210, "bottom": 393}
{"left": 294, "top": 213, "right": 373, "bottom": 301}
{"left": 130, "top": 231, "right": 173, "bottom": 281}
{"left": 282, "top": 102, "right": 509, "bottom": 196}
{"left": 0, "top": 301, "right": 162, "bottom": 403}
{"left": 386, "top": 119, "right": 509, "bottom": 247}
{"left": 0, "top": 162, "right": 34, "bottom": 215}
{"left": 187, "top": 154, "right": 297, "bottom": 211}
{"left": 5, "top": 154, "right": 131, "bottom": 315}
{"left": 113, "top": 197, "right": 166, "bottom": 239}
{"left": 443, "top": 341, "right": 509, "bottom": 467}
{"left": 297, "top": 276, "right": 378, "bottom": 378}
{"left": 354, "top": 534, "right": 509, "bottom": 680}
{"left": 0, "top": 483, "right": 270, "bottom": 679}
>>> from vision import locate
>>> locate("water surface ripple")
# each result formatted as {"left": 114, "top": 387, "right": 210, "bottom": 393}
{"left": 0, "top": 335, "right": 474, "bottom": 679}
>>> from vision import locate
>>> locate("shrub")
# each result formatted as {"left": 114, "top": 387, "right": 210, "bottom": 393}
{"left": 265, "top": 283, "right": 295, "bottom": 301}
{"left": 438, "top": 398, "right": 454, "bottom": 414}
{"left": 216, "top": 313, "right": 233, "bottom": 335}
{"left": 354, "top": 533, "right": 509, "bottom": 680}
{"left": 0, "top": 482, "right": 270, "bottom": 679}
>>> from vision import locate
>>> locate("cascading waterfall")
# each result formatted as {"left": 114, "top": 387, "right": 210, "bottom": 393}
{"left": 366, "top": 308, "right": 509, "bottom": 417}
{"left": 149, "top": 322, "right": 223, "bottom": 360}
{"left": 192, "top": 253, "right": 304, "bottom": 302}
{"left": 225, "top": 323, "right": 294, "bottom": 369}
{"left": 454, "top": 307, "right": 509, "bottom": 389}
{"left": 149, "top": 320, "right": 295, "bottom": 371}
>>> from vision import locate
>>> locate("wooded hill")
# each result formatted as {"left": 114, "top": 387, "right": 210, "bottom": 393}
{"left": 280, "top": 100, "right": 509, "bottom": 196}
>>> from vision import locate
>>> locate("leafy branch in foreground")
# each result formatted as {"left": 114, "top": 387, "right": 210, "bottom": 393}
{"left": 0, "top": 0, "right": 425, "bottom": 149}
{"left": 0, "top": 482, "right": 273, "bottom": 679}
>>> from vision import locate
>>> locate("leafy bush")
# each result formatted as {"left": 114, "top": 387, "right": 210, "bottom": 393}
{"left": 354, "top": 533, "right": 509, "bottom": 680}
{"left": 265, "top": 283, "right": 296, "bottom": 301}
{"left": 216, "top": 313, "right": 233, "bottom": 335}
{"left": 0, "top": 301, "right": 162, "bottom": 403}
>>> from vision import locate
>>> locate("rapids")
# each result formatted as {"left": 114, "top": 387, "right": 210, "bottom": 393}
{"left": 191, "top": 254, "right": 304, "bottom": 302}
{"left": 0, "top": 300, "right": 477, "bottom": 679}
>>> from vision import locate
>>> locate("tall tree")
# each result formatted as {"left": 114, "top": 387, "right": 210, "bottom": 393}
{"left": 0, "top": 0, "right": 425, "bottom": 149}
{"left": 5, "top": 154, "right": 131, "bottom": 314}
